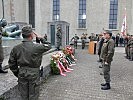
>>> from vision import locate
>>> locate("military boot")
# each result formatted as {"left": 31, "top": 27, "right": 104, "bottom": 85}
{"left": 101, "top": 83, "right": 106, "bottom": 86}
{"left": 0, "top": 64, "right": 8, "bottom": 73}
{"left": 101, "top": 83, "right": 111, "bottom": 90}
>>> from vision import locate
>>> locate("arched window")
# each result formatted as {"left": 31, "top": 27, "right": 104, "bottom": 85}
{"left": 109, "top": 0, "right": 118, "bottom": 29}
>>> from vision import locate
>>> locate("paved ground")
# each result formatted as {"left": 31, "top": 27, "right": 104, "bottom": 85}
{"left": 39, "top": 46, "right": 133, "bottom": 100}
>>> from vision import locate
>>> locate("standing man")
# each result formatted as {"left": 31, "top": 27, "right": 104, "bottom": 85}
{"left": 0, "top": 19, "right": 8, "bottom": 73}
{"left": 100, "top": 30, "right": 115, "bottom": 90}
{"left": 8, "top": 25, "right": 51, "bottom": 100}
{"left": 115, "top": 34, "right": 119, "bottom": 47}
{"left": 44, "top": 34, "right": 47, "bottom": 41}
{"left": 71, "top": 34, "right": 79, "bottom": 49}
{"left": 97, "top": 34, "right": 104, "bottom": 62}
{"left": 81, "top": 33, "right": 87, "bottom": 49}
{"left": 56, "top": 27, "right": 62, "bottom": 50}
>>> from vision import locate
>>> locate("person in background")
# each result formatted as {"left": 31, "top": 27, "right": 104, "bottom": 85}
{"left": 71, "top": 34, "right": 79, "bottom": 49}
{"left": 8, "top": 25, "right": 51, "bottom": 100}
{"left": 81, "top": 33, "right": 87, "bottom": 49}
{"left": 88, "top": 33, "right": 96, "bottom": 41}
{"left": 97, "top": 33, "right": 105, "bottom": 62}
{"left": 112, "top": 34, "right": 116, "bottom": 42}
{"left": 119, "top": 36, "right": 124, "bottom": 47}
{"left": 44, "top": 34, "right": 47, "bottom": 41}
{"left": 115, "top": 34, "right": 119, "bottom": 47}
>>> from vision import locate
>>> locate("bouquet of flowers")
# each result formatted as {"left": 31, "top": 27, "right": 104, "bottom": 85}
{"left": 50, "top": 46, "right": 76, "bottom": 76}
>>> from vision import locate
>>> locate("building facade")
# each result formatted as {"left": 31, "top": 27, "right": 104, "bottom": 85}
{"left": 0, "top": 0, "right": 133, "bottom": 40}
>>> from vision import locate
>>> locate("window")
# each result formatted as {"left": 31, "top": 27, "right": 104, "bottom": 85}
{"left": 53, "top": 0, "right": 60, "bottom": 21}
{"left": 109, "top": 0, "right": 118, "bottom": 29}
{"left": 78, "top": 0, "right": 86, "bottom": 28}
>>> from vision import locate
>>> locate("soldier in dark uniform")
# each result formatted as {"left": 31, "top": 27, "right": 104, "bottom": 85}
{"left": 126, "top": 36, "right": 133, "bottom": 60}
{"left": 8, "top": 25, "right": 51, "bottom": 100}
{"left": 97, "top": 34, "right": 104, "bottom": 62}
{"left": 56, "top": 27, "right": 62, "bottom": 50}
{"left": 115, "top": 34, "right": 119, "bottom": 47}
{"left": 0, "top": 19, "right": 8, "bottom": 73}
{"left": 44, "top": 34, "right": 47, "bottom": 41}
{"left": 81, "top": 33, "right": 87, "bottom": 49}
{"left": 88, "top": 33, "right": 96, "bottom": 41}
{"left": 100, "top": 30, "right": 115, "bottom": 90}
{"left": 71, "top": 34, "right": 79, "bottom": 49}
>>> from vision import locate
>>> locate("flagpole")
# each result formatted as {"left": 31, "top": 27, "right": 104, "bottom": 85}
{"left": 120, "top": 0, "right": 127, "bottom": 37}
{"left": 124, "top": 0, "right": 127, "bottom": 36}
{"left": 125, "top": 7, "right": 127, "bottom": 36}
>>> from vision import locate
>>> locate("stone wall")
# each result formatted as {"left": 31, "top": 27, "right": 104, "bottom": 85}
{"left": 2, "top": 38, "right": 22, "bottom": 57}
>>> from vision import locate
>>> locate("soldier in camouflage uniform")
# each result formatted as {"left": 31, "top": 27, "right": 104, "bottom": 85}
{"left": 56, "top": 27, "right": 62, "bottom": 50}
{"left": 81, "top": 33, "right": 87, "bottom": 49}
{"left": 100, "top": 30, "right": 115, "bottom": 90}
{"left": 127, "top": 36, "right": 133, "bottom": 60}
{"left": 71, "top": 34, "right": 79, "bottom": 49}
{"left": 8, "top": 25, "right": 51, "bottom": 100}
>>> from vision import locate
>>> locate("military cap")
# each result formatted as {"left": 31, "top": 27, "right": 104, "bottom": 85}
{"left": 105, "top": 30, "right": 112, "bottom": 36}
{"left": 99, "top": 33, "right": 103, "bottom": 36}
{"left": 22, "top": 25, "right": 33, "bottom": 35}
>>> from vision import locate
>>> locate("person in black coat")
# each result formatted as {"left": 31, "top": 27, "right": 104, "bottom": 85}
{"left": 115, "top": 34, "right": 119, "bottom": 47}
{"left": 97, "top": 34, "right": 104, "bottom": 62}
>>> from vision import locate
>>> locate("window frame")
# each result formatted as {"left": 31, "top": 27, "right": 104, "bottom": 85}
{"left": 53, "top": 0, "right": 60, "bottom": 21}
{"left": 109, "top": 0, "right": 118, "bottom": 29}
{"left": 78, "top": 0, "right": 86, "bottom": 28}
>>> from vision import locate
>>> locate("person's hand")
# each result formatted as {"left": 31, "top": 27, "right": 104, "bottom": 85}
{"left": 33, "top": 31, "right": 42, "bottom": 38}
{"left": 105, "top": 62, "right": 108, "bottom": 65}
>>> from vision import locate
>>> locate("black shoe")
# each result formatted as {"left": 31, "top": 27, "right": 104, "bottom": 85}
{"left": 100, "top": 72, "right": 104, "bottom": 75}
{"left": 101, "top": 83, "right": 111, "bottom": 90}
{"left": 97, "top": 59, "right": 102, "bottom": 62}
{"left": 99, "top": 66, "right": 102, "bottom": 68}
{"left": 0, "top": 69, "right": 8, "bottom": 73}
{"left": 101, "top": 83, "right": 106, "bottom": 86}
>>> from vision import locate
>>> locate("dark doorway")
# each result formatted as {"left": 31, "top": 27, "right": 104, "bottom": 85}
{"left": 50, "top": 25, "right": 55, "bottom": 46}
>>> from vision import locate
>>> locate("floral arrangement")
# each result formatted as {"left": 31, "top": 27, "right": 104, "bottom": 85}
{"left": 50, "top": 46, "right": 76, "bottom": 76}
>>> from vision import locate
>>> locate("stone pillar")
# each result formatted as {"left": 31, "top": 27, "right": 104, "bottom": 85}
{"left": 10, "top": 0, "right": 15, "bottom": 22}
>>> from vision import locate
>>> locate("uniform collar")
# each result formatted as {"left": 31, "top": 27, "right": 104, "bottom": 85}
{"left": 22, "top": 38, "right": 33, "bottom": 42}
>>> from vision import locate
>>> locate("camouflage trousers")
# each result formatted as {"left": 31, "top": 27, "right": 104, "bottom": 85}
{"left": 18, "top": 68, "right": 40, "bottom": 100}
{"left": 0, "top": 44, "right": 4, "bottom": 64}
{"left": 82, "top": 41, "right": 85, "bottom": 49}
{"left": 74, "top": 41, "right": 77, "bottom": 49}
{"left": 102, "top": 62, "right": 111, "bottom": 83}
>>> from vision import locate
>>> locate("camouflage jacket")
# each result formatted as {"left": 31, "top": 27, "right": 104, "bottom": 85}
{"left": 0, "top": 27, "right": 2, "bottom": 44}
{"left": 8, "top": 38, "right": 51, "bottom": 77}
{"left": 127, "top": 38, "right": 133, "bottom": 47}
{"left": 100, "top": 38, "right": 115, "bottom": 63}
{"left": 71, "top": 36, "right": 79, "bottom": 42}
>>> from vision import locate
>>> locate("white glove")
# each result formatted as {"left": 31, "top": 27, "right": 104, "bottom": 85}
{"left": 105, "top": 62, "right": 108, "bottom": 65}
